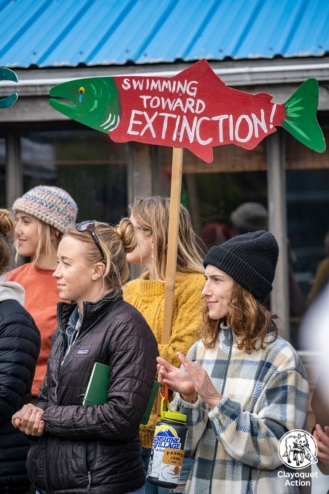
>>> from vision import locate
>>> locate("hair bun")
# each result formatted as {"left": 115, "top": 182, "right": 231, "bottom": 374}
{"left": 116, "top": 218, "right": 137, "bottom": 254}
{"left": 0, "top": 209, "right": 15, "bottom": 237}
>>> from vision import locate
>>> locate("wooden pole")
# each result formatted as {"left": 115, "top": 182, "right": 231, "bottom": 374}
{"left": 162, "top": 147, "right": 184, "bottom": 344}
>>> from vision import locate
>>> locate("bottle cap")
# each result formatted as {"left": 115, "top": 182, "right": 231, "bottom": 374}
{"left": 161, "top": 408, "right": 187, "bottom": 423}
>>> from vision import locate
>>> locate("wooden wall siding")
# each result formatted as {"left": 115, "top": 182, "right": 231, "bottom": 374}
{"left": 159, "top": 142, "right": 267, "bottom": 174}
{"left": 286, "top": 131, "right": 329, "bottom": 170}
{"left": 158, "top": 131, "right": 329, "bottom": 174}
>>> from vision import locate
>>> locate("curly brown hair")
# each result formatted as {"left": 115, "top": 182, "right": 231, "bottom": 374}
{"left": 202, "top": 280, "right": 278, "bottom": 353}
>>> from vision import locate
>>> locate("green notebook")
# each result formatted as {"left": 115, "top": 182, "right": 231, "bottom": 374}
{"left": 83, "top": 361, "right": 159, "bottom": 425}
{"left": 83, "top": 362, "right": 110, "bottom": 406}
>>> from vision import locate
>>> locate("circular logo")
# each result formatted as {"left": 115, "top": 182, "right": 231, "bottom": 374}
{"left": 278, "top": 429, "right": 318, "bottom": 469}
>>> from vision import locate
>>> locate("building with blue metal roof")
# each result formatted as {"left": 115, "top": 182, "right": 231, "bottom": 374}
{"left": 1, "top": 0, "right": 329, "bottom": 67}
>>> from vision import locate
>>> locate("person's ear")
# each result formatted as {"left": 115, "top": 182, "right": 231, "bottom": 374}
{"left": 50, "top": 229, "right": 61, "bottom": 242}
{"left": 92, "top": 262, "right": 105, "bottom": 281}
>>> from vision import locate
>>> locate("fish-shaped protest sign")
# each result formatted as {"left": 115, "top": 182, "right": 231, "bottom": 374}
{"left": 49, "top": 59, "right": 325, "bottom": 162}
{"left": 0, "top": 67, "right": 18, "bottom": 109}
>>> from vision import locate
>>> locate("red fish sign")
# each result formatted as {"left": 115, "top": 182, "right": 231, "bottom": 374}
{"left": 49, "top": 59, "right": 325, "bottom": 162}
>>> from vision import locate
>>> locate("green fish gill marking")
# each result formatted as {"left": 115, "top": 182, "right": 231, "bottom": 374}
{"left": 286, "top": 97, "right": 303, "bottom": 109}
{"left": 90, "top": 100, "right": 98, "bottom": 112}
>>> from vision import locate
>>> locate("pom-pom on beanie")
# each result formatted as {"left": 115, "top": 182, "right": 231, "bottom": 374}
{"left": 203, "top": 230, "right": 279, "bottom": 303}
{"left": 13, "top": 185, "right": 78, "bottom": 233}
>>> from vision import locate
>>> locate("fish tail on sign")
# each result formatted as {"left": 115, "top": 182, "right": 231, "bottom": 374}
{"left": 282, "top": 78, "right": 326, "bottom": 152}
{"left": 0, "top": 67, "right": 18, "bottom": 109}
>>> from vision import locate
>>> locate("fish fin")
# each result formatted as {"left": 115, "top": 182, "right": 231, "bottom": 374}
{"left": 283, "top": 79, "right": 326, "bottom": 152}
{"left": 255, "top": 92, "right": 273, "bottom": 103}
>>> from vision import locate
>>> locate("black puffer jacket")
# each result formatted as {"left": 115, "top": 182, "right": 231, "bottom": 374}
{"left": 27, "top": 293, "right": 158, "bottom": 494}
{"left": 0, "top": 288, "right": 40, "bottom": 493}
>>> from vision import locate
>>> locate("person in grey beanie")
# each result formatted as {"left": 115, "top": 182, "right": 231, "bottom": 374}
{"left": 157, "top": 231, "right": 309, "bottom": 494}
{"left": 6, "top": 185, "right": 78, "bottom": 401}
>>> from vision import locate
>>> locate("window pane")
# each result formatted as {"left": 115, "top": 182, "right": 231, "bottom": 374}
{"left": 158, "top": 144, "right": 267, "bottom": 240}
{"left": 21, "top": 130, "right": 128, "bottom": 224}
{"left": 286, "top": 127, "right": 329, "bottom": 348}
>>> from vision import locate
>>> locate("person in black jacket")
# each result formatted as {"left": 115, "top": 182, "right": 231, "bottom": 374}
{"left": 12, "top": 219, "right": 158, "bottom": 494}
{"left": 0, "top": 209, "right": 40, "bottom": 494}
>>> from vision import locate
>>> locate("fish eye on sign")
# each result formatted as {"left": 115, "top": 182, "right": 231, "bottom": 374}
{"left": 49, "top": 59, "right": 326, "bottom": 163}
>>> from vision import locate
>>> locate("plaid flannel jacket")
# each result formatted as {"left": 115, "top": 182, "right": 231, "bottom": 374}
{"left": 171, "top": 327, "right": 309, "bottom": 494}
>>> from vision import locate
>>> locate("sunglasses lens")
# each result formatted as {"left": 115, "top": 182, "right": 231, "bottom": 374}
{"left": 76, "top": 221, "right": 93, "bottom": 232}
{"left": 76, "top": 220, "right": 104, "bottom": 259}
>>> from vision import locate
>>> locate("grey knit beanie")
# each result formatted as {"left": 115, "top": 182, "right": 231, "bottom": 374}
{"left": 230, "top": 202, "right": 268, "bottom": 233}
{"left": 203, "top": 230, "right": 279, "bottom": 302}
{"left": 13, "top": 185, "right": 78, "bottom": 233}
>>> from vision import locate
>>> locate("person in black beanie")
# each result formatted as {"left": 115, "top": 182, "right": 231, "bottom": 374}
{"left": 157, "top": 231, "right": 310, "bottom": 494}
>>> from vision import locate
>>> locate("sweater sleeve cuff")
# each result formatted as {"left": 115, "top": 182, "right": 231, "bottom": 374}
{"left": 208, "top": 394, "right": 241, "bottom": 424}
{"left": 170, "top": 392, "right": 203, "bottom": 412}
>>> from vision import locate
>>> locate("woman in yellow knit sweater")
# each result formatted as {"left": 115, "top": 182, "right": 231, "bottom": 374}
{"left": 123, "top": 196, "right": 206, "bottom": 494}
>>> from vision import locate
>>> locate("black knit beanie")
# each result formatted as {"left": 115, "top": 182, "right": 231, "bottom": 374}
{"left": 203, "top": 230, "right": 279, "bottom": 303}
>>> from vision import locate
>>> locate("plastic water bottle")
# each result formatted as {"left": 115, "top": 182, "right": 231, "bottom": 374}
{"left": 147, "top": 400, "right": 188, "bottom": 489}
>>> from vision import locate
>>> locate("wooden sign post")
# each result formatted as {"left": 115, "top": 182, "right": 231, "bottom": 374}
{"left": 162, "top": 147, "right": 184, "bottom": 344}
{"left": 49, "top": 59, "right": 325, "bottom": 342}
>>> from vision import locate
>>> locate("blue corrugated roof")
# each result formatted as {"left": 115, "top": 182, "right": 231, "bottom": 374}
{"left": 0, "top": 0, "right": 328, "bottom": 68}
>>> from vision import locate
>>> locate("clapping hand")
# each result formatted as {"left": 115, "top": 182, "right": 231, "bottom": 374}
{"left": 157, "top": 352, "right": 222, "bottom": 408}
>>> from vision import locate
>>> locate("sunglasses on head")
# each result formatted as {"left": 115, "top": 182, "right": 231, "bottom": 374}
{"left": 76, "top": 220, "right": 105, "bottom": 260}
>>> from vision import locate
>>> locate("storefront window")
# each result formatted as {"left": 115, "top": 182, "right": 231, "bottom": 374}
{"left": 158, "top": 143, "right": 267, "bottom": 239}
{"left": 21, "top": 130, "right": 128, "bottom": 224}
{"left": 286, "top": 127, "right": 329, "bottom": 346}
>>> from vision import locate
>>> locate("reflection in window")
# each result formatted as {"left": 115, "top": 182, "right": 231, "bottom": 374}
{"left": 158, "top": 144, "right": 267, "bottom": 239}
{"left": 21, "top": 130, "right": 128, "bottom": 224}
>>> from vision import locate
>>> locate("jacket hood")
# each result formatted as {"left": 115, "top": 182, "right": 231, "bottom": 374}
{"left": 0, "top": 274, "right": 25, "bottom": 305}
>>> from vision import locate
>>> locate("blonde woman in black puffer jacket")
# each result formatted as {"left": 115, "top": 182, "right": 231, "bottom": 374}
{"left": 12, "top": 220, "right": 157, "bottom": 494}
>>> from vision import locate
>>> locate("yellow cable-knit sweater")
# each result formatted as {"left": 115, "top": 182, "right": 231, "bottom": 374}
{"left": 123, "top": 271, "right": 206, "bottom": 449}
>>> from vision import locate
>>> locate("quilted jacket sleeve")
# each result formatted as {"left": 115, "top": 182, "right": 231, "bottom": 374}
{"left": 0, "top": 301, "right": 40, "bottom": 422}
{"left": 42, "top": 314, "right": 158, "bottom": 440}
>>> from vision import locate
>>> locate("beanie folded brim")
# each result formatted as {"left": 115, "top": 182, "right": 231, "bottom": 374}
{"left": 204, "top": 248, "right": 273, "bottom": 302}
{"left": 13, "top": 185, "right": 78, "bottom": 233}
